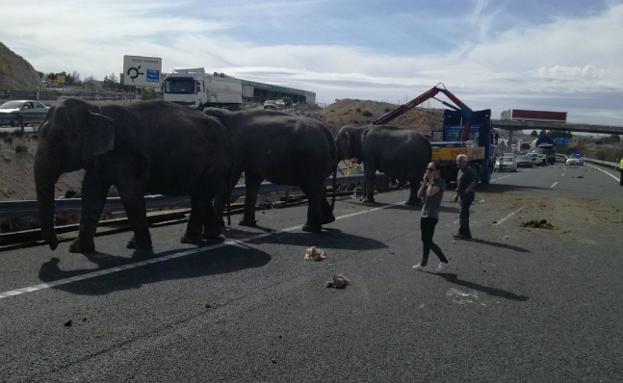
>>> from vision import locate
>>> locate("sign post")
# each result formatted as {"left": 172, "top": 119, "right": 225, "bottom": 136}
{"left": 122, "top": 55, "right": 162, "bottom": 88}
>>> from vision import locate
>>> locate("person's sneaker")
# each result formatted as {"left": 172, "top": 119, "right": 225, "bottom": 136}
{"left": 435, "top": 262, "right": 449, "bottom": 273}
{"left": 412, "top": 263, "right": 425, "bottom": 271}
{"left": 453, "top": 234, "right": 471, "bottom": 241}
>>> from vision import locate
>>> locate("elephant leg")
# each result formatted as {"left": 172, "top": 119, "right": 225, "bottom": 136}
{"left": 320, "top": 188, "right": 335, "bottom": 224}
{"left": 214, "top": 167, "right": 243, "bottom": 227}
{"left": 363, "top": 161, "right": 376, "bottom": 203}
{"left": 117, "top": 184, "right": 152, "bottom": 250}
{"left": 203, "top": 201, "right": 223, "bottom": 239}
{"left": 405, "top": 182, "right": 422, "bottom": 206}
{"left": 301, "top": 184, "right": 323, "bottom": 233}
{"left": 70, "top": 170, "right": 111, "bottom": 254}
{"left": 240, "top": 173, "right": 262, "bottom": 227}
{"left": 182, "top": 195, "right": 208, "bottom": 245}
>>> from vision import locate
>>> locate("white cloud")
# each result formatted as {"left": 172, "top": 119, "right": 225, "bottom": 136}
{"left": 0, "top": 0, "right": 622, "bottom": 124}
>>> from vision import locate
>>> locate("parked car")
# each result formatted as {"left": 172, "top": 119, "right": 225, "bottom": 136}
{"left": 263, "top": 100, "right": 278, "bottom": 110}
{"left": 516, "top": 154, "right": 534, "bottom": 168}
{"left": 565, "top": 157, "right": 582, "bottom": 166}
{"left": 496, "top": 154, "right": 517, "bottom": 172}
{"left": 0, "top": 100, "right": 50, "bottom": 127}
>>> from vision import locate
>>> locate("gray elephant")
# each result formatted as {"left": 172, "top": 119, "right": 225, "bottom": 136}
{"left": 203, "top": 108, "right": 336, "bottom": 233}
{"left": 336, "top": 125, "right": 432, "bottom": 205}
{"left": 35, "top": 98, "right": 230, "bottom": 253}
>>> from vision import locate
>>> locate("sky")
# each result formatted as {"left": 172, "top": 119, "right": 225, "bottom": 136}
{"left": 1, "top": 0, "right": 622, "bottom": 125}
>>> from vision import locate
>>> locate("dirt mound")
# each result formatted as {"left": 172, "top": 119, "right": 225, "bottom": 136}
{"left": 295, "top": 99, "right": 443, "bottom": 136}
{"left": 0, "top": 42, "right": 41, "bottom": 90}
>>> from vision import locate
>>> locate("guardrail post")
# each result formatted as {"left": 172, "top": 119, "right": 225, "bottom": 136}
{"left": 19, "top": 114, "right": 25, "bottom": 133}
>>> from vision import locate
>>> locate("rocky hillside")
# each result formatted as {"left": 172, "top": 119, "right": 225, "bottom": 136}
{"left": 0, "top": 42, "right": 41, "bottom": 90}
{"left": 299, "top": 99, "right": 443, "bottom": 136}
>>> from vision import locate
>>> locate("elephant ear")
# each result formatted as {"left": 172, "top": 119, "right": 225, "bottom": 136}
{"left": 82, "top": 112, "right": 116, "bottom": 161}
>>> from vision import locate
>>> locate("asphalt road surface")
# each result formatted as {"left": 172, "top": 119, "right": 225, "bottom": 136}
{"left": 1, "top": 162, "right": 622, "bottom": 382}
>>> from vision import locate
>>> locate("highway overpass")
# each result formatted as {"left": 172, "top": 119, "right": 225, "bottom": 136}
{"left": 492, "top": 119, "right": 623, "bottom": 135}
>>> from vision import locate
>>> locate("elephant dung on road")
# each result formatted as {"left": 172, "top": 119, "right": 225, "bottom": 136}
{"left": 335, "top": 124, "right": 432, "bottom": 205}
{"left": 203, "top": 108, "right": 337, "bottom": 233}
{"left": 35, "top": 98, "right": 230, "bottom": 253}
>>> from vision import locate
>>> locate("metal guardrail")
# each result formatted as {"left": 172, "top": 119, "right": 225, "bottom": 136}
{"left": 582, "top": 157, "right": 619, "bottom": 170}
{"left": 0, "top": 112, "right": 46, "bottom": 130}
{"left": 0, "top": 175, "right": 366, "bottom": 217}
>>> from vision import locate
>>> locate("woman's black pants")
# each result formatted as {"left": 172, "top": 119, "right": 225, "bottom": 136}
{"left": 420, "top": 217, "right": 448, "bottom": 266}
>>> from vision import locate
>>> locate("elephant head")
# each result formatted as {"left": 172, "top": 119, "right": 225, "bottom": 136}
{"left": 335, "top": 125, "right": 367, "bottom": 162}
{"left": 35, "top": 98, "right": 116, "bottom": 250}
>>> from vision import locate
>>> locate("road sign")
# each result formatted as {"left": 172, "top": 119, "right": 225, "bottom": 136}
{"left": 122, "top": 55, "right": 162, "bottom": 87}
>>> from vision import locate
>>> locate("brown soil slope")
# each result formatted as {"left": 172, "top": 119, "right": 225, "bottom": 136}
{"left": 0, "top": 42, "right": 41, "bottom": 90}
{"left": 302, "top": 99, "right": 443, "bottom": 136}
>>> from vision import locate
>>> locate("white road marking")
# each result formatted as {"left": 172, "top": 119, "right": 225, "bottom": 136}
{"left": 550, "top": 181, "right": 559, "bottom": 188}
{"left": 0, "top": 201, "right": 406, "bottom": 301}
{"left": 585, "top": 164, "right": 621, "bottom": 183}
{"left": 494, "top": 207, "right": 525, "bottom": 226}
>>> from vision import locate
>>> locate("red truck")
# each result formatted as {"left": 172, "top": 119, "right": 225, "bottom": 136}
{"left": 501, "top": 109, "right": 567, "bottom": 123}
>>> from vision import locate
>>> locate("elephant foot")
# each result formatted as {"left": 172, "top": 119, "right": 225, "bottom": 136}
{"left": 69, "top": 238, "right": 95, "bottom": 254}
{"left": 181, "top": 234, "right": 203, "bottom": 245}
{"left": 203, "top": 226, "right": 223, "bottom": 239}
{"left": 302, "top": 223, "right": 322, "bottom": 233}
{"left": 127, "top": 236, "right": 152, "bottom": 250}
{"left": 321, "top": 213, "right": 336, "bottom": 224}
{"left": 239, "top": 218, "right": 257, "bottom": 227}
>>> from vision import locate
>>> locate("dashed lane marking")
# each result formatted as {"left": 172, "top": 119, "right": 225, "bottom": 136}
{"left": 494, "top": 207, "right": 525, "bottom": 226}
{"left": 490, "top": 174, "right": 513, "bottom": 183}
{"left": 0, "top": 201, "right": 406, "bottom": 301}
{"left": 585, "top": 164, "right": 621, "bottom": 183}
{"left": 550, "top": 181, "right": 559, "bottom": 188}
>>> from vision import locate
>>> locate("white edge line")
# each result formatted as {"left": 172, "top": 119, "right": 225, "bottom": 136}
{"left": 585, "top": 163, "right": 621, "bottom": 183}
{"left": 494, "top": 206, "right": 525, "bottom": 226}
{"left": 0, "top": 200, "right": 406, "bottom": 301}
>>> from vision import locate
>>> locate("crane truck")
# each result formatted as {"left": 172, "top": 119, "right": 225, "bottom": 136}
{"left": 375, "top": 83, "right": 496, "bottom": 185}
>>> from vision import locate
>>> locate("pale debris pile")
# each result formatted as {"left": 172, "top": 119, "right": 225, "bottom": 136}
{"left": 304, "top": 246, "right": 327, "bottom": 261}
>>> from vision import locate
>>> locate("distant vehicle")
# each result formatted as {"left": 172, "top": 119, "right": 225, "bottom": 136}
{"left": 162, "top": 67, "right": 242, "bottom": 109}
{"left": 496, "top": 154, "right": 517, "bottom": 172}
{"left": 570, "top": 153, "right": 584, "bottom": 165}
{"left": 565, "top": 157, "right": 583, "bottom": 166}
{"left": 537, "top": 143, "right": 556, "bottom": 164}
{"left": 528, "top": 152, "right": 547, "bottom": 166}
{"left": 263, "top": 100, "right": 278, "bottom": 110}
{"left": 0, "top": 100, "right": 49, "bottom": 126}
{"left": 275, "top": 99, "right": 286, "bottom": 108}
{"left": 516, "top": 154, "right": 534, "bottom": 168}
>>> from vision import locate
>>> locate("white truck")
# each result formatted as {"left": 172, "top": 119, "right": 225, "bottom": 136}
{"left": 162, "top": 68, "right": 242, "bottom": 109}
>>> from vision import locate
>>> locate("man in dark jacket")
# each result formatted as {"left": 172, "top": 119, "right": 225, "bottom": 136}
{"left": 453, "top": 154, "right": 478, "bottom": 240}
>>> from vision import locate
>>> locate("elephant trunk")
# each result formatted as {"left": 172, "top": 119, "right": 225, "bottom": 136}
{"left": 34, "top": 146, "right": 60, "bottom": 250}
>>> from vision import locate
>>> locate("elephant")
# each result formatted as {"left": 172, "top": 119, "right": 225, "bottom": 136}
{"left": 35, "top": 98, "right": 230, "bottom": 254}
{"left": 335, "top": 124, "right": 432, "bottom": 205}
{"left": 203, "top": 108, "right": 337, "bottom": 233}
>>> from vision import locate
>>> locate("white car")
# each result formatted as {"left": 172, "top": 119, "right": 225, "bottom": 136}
{"left": 275, "top": 99, "right": 286, "bottom": 108}
{"left": 496, "top": 154, "right": 517, "bottom": 172}
{"left": 528, "top": 152, "right": 547, "bottom": 166}
{"left": 0, "top": 100, "right": 50, "bottom": 126}
{"left": 516, "top": 154, "right": 534, "bottom": 168}
{"left": 565, "top": 157, "right": 582, "bottom": 166}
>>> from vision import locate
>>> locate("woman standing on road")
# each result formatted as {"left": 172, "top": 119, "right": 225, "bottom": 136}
{"left": 413, "top": 161, "right": 449, "bottom": 273}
